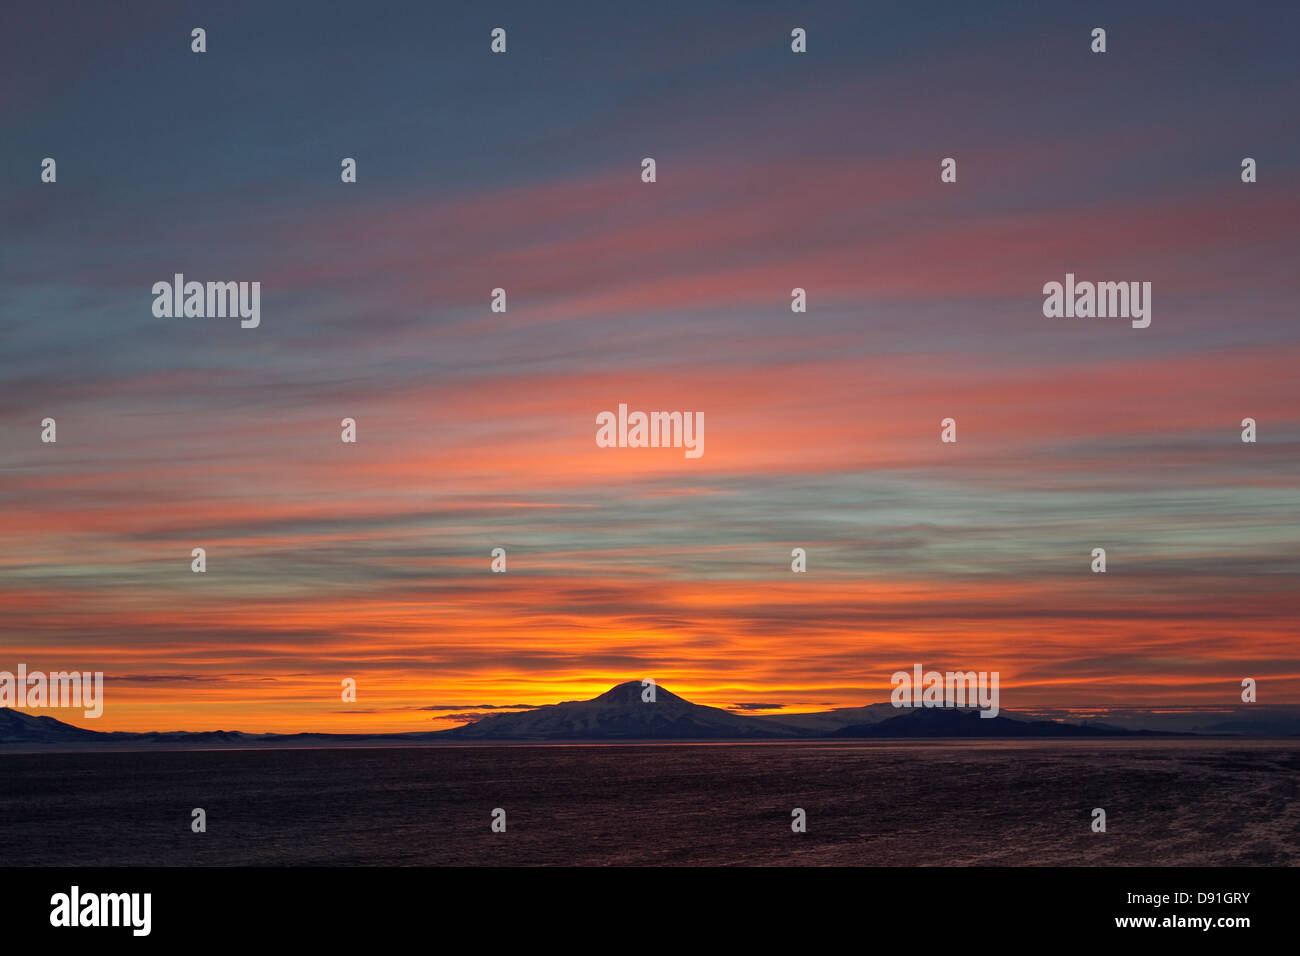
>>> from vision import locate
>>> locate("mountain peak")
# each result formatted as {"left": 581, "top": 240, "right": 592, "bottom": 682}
{"left": 441, "top": 680, "right": 800, "bottom": 740}
{"left": 590, "top": 680, "right": 685, "bottom": 705}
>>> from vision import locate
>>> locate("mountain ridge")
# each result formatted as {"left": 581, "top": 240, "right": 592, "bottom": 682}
{"left": 2, "top": 682, "right": 1293, "bottom": 750}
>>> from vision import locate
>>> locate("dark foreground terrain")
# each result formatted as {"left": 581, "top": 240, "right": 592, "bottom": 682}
{"left": 1, "top": 739, "right": 1296, "bottom": 866}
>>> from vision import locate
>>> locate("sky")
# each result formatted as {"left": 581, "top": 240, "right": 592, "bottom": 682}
{"left": 1, "top": 0, "right": 1298, "bottom": 732}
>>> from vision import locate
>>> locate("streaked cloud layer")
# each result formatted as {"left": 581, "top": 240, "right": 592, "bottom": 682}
{"left": 2, "top": 1, "right": 1297, "bottom": 730}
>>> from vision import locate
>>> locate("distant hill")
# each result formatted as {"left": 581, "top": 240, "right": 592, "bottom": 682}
{"left": 0, "top": 708, "right": 105, "bottom": 744}
{"left": 1194, "top": 716, "right": 1300, "bottom": 737}
{"left": 830, "top": 707, "right": 1183, "bottom": 738}
{"left": 0, "top": 708, "right": 272, "bottom": 749}
{"left": 756, "top": 702, "right": 901, "bottom": 733}
{"left": 1007, "top": 705, "right": 1300, "bottom": 737}
{"left": 438, "top": 681, "right": 805, "bottom": 740}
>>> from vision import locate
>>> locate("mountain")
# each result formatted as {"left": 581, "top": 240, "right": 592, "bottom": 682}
{"left": 0, "top": 707, "right": 106, "bottom": 744}
{"left": 756, "top": 702, "right": 901, "bottom": 733}
{"left": 0, "top": 708, "right": 271, "bottom": 748}
{"left": 438, "top": 681, "right": 806, "bottom": 740}
{"left": 1005, "top": 705, "right": 1300, "bottom": 736}
{"left": 829, "top": 707, "right": 1181, "bottom": 738}
{"left": 1104, "top": 708, "right": 1300, "bottom": 737}
{"left": 0, "top": 681, "right": 803, "bottom": 748}
{"left": 760, "top": 703, "right": 1061, "bottom": 734}
{"left": 4, "top": 684, "right": 1278, "bottom": 751}
{"left": 1195, "top": 716, "right": 1300, "bottom": 736}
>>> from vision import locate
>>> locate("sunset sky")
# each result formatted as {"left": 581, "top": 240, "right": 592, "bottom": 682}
{"left": 2, "top": 0, "right": 1298, "bottom": 732}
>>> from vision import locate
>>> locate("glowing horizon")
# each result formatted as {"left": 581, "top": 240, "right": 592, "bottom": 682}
{"left": 2, "top": 1, "right": 1298, "bottom": 733}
